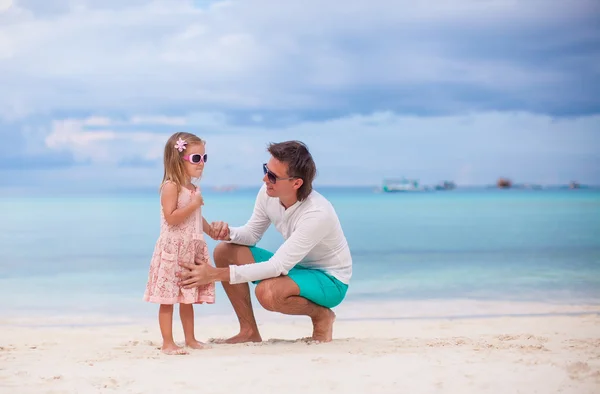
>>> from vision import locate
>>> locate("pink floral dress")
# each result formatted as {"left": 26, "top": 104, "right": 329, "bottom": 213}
{"left": 143, "top": 182, "right": 215, "bottom": 305}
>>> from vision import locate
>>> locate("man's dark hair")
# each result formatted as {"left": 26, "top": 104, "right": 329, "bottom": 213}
{"left": 267, "top": 140, "right": 317, "bottom": 201}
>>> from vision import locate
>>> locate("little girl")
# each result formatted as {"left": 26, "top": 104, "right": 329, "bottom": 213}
{"left": 143, "top": 132, "right": 215, "bottom": 355}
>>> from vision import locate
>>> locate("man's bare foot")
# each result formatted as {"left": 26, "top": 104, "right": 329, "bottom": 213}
{"left": 210, "top": 331, "right": 262, "bottom": 344}
{"left": 161, "top": 343, "right": 188, "bottom": 355}
{"left": 311, "top": 309, "right": 336, "bottom": 342}
{"left": 186, "top": 340, "right": 207, "bottom": 350}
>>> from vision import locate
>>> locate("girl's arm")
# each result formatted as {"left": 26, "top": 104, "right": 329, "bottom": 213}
{"left": 161, "top": 183, "right": 200, "bottom": 226}
{"left": 202, "top": 216, "right": 214, "bottom": 238}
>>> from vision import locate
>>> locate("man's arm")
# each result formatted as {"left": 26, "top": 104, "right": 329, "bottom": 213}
{"left": 229, "top": 212, "right": 330, "bottom": 283}
{"left": 178, "top": 211, "right": 331, "bottom": 288}
{"left": 226, "top": 186, "right": 271, "bottom": 245}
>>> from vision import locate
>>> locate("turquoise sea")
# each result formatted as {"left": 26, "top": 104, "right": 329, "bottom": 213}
{"left": 1, "top": 187, "right": 599, "bottom": 323}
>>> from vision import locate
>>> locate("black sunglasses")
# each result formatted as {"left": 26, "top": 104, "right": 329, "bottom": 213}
{"left": 263, "top": 163, "right": 295, "bottom": 184}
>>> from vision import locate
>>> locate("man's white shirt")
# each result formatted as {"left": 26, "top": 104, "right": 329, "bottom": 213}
{"left": 227, "top": 185, "right": 353, "bottom": 285}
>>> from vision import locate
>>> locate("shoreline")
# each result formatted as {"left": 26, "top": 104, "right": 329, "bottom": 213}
{"left": 3, "top": 310, "right": 600, "bottom": 329}
{"left": 3, "top": 299, "right": 600, "bottom": 328}
{"left": 2, "top": 298, "right": 599, "bottom": 328}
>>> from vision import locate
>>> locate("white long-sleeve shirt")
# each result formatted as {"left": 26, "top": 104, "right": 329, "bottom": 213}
{"left": 227, "top": 185, "right": 353, "bottom": 285}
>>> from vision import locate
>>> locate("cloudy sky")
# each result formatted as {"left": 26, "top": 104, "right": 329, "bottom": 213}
{"left": 1, "top": 0, "right": 599, "bottom": 193}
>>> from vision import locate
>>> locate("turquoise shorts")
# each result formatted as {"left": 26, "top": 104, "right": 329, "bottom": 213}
{"left": 249, "top": 246, "right": 348, "bottom": 309}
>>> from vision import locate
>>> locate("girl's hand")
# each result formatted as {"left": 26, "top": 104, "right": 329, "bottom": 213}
{"left": 193, "top": 192, "right": 204, "bottom": 208}
{"left": 211, "top": 221, "right": 231, "bottom": 241}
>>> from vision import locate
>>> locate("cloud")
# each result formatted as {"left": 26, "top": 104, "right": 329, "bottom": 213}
{"left": 0, "top": 0, "right": 598, "bottom": 121}
{"left": 1, "top": 0, "right": 599, "bottom": 192}
{"left": 43, "top": 119, "right": 166, "bottom": 165}
{"left": 9, "top": 110, "right": 593, "bottom": 190}
{"left": 129, "top": 116, "right": 186, "bottom": 126}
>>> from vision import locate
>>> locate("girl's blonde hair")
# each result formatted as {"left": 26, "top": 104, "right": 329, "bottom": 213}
{"left": 160, "top": 132, "right": 205, "bottom": 194}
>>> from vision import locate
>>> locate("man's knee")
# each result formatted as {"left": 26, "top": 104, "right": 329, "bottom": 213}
{"left": 255, "top": 281, "right": 275, "bottom": 311}
{"left": 213, "top": 242, "right": 235, "bottom": 268}
{"left": 255, "top": 278, "right": 299, "bottom": 312}
{"left": 213, "top": 242, "right": 255, "bottom": 268}
{"left": 255, "top": 281, "right": 278, "bottom": 311}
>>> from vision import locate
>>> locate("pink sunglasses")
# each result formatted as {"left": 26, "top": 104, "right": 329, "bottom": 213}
{"left": 183, "top": 153, "right": 207, "bottom": 164}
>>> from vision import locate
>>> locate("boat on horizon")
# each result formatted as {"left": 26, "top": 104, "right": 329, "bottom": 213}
{"left": 381, "top": 177, "right": 424, "bottom": 192}
{"left": 435, "top": 181, "right": 456, "bottom": 190}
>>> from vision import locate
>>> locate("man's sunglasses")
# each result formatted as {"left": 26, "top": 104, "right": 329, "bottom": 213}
{"left": 183, "top": 153, "right": 208, "bottom": 164}
{"left": 263, "top": 163, "right": 295, "bottom": 184}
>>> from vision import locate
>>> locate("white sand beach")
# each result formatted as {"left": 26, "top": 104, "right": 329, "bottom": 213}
{"left": 1, "top": 301, "right": 600, "bottom": 394}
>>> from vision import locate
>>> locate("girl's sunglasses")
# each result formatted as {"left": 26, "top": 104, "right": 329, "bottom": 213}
{"left": 263, "top": 163, "right": 295, "bottom": 184}
{"left": 183, "top": 153, "right": 207, "bottom": 164}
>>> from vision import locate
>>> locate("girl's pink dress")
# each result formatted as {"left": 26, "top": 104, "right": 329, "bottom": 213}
{"left": 143, "top": 182, "right": 215, "bottom": 304}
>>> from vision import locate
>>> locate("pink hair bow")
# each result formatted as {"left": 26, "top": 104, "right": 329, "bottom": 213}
{"left": 174, "top": 138, "right": 187, "bottom": 152}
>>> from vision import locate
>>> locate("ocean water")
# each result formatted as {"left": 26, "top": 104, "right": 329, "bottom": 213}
{"left": 1, "top": 187, "right": 599, "bottom": 323}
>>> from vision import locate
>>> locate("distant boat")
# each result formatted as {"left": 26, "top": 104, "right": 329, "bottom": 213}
{"left": 497, "top": 178, "right": 512, "bottom": 189}
{"left": 435, "top": 181, "right": 456, "bottom": 191}
{"left": 382, "top": 177, "right": 423, "bottom": 192}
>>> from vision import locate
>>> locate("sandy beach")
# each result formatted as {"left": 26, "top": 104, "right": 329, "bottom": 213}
{"left": 1, "top": 304, "right": 599, "bottom": 394}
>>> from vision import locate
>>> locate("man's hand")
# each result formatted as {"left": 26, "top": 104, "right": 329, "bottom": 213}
{"left": 177, "top": 260, "right": 215, "bottom": 288}
{"left": 211, "top": 221, "right": 231, "bottom": 241}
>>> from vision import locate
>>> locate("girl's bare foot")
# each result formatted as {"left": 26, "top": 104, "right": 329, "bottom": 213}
{"left": 186, "top": 340, "right": 207, "bottom": 350}
{"left": 161, "top": 343, "right": 188, "bottom": 355}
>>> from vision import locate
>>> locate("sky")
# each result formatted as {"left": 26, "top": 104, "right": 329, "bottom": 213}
{"left": 0, "top": 0, "right": 599, "bottom": 193}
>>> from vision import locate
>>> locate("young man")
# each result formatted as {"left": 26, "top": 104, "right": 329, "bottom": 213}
{"left": 178, "top": 140, "right": 352, "bottom": 343}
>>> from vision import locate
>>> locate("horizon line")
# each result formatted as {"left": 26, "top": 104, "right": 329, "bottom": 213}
{"left": 0, "top": 183, "right": 598, "bottom": 197}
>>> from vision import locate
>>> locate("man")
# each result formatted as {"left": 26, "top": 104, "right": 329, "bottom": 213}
{"left": 178, "top": 140, "right": 352, "bottom": 343}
